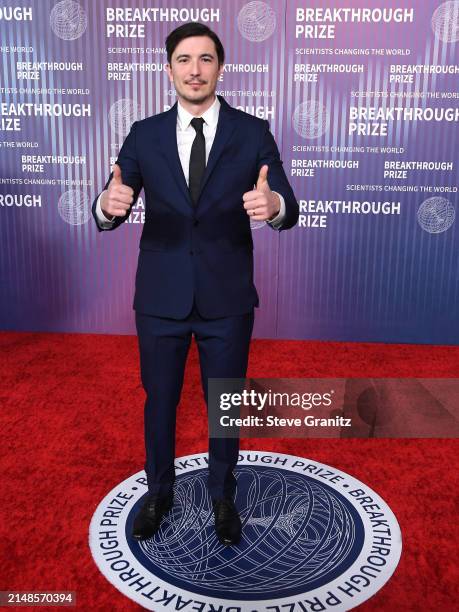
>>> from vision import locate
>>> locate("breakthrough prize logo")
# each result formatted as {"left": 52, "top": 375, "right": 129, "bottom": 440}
{"left": 292, "top": 101, "right": 331, "bottom": 139}
{"left": 237, "top": 1, "right": 277, "bottom": 42}
{"left": 89, "top": 452, "right": 402, "bottom": 611}
{"left": 109, "top": 99, "right": 141, "bottom": 138}
{"left": 57, "top": 190, "right": 90, "bottom": 225}
{"left": 50, "top": 0, "right": 87, "bottom": 41}
{"left": 417, "top": 196, "right": 455, "bottom": 233}
{"left": 432, "top": 1, "right": 459, "bottom": 43}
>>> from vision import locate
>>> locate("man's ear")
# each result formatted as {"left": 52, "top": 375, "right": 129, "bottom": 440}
{"left": 165, "top": 63, "right": 173, "bottom": 83}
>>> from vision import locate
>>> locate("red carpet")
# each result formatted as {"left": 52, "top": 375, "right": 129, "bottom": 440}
{"left": 1, "top": 331, "right": 458, "bottom": 610}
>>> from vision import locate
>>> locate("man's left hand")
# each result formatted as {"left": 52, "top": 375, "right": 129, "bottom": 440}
{"left": 243, "top": 165, "right": 280, "bottom": 222}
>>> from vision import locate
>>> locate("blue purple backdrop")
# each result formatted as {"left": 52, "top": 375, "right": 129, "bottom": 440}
{"left": 0, "top": 0, "right": 458, "bottom": 343}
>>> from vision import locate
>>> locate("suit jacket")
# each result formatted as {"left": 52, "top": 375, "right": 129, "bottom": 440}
{"left": 92, "top": 95, "right": 299, "bottom": 319}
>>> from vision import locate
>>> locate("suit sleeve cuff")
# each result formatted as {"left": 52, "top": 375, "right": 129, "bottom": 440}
{"left": 267, "top": 192, "right": 286, "bottom": 230}
{"left": 95, "top": 191, "right": 115, "bottom": 228}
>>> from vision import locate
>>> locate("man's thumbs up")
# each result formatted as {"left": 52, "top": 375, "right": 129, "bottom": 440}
{"left": 101, "top": 162, "right": 134, "bottom": 218}
{"left": 111, "top": 163, "right": 123, "bottom": 185}
{"left": 256, "top": 164, "right": 270, "bottom": 192}
{"left": 242, "top": 164, "right": 280, "bottom": 221}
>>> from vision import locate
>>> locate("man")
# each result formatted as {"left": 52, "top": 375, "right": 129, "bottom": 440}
{"left": 92, "top": 22, "right": 298, "bottom": 545}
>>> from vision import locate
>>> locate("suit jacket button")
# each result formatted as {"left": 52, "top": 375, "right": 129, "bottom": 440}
{"left": 189, "top": 250, "right": 194, "bottom": 255}
{"left": 193, "top": 220, "right": 199, "bottom": 227}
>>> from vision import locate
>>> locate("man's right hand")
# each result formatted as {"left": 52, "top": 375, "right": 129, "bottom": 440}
{"left": 101, "top": 163, "right": 134, "bottom": 219}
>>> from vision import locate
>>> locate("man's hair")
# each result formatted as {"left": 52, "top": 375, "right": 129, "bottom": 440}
{"left": 165, "top": 22, "right": 225, "bottom": 66}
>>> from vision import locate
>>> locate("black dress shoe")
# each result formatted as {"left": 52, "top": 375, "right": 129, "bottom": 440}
{"left": 212, "top": 498, "right": 242, "bottom": 545}
{"left": 132, "top": 494, "right": 173, "bottom": 541}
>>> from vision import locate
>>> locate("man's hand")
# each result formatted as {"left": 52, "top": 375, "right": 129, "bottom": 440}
{"left": 242, "top": 165, "right": 281, "bottom": 222}
{"left": 101, "top": 163, "right": 134, "bottom": 219}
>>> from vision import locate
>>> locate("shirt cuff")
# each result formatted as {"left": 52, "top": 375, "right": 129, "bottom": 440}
{"left": 267, "top": 192, "right": 286, "bottom": 229}
{"left": 95, "top": 191, "right": 115, "bottom": 228}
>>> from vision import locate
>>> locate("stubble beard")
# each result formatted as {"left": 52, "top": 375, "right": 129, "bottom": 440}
{"left": 177, "top": 81, "right": 214, "bottom": 107}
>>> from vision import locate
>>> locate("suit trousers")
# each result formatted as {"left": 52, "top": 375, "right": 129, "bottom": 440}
{"left": 135, "top": 305, "right": 254, "bottom": 500}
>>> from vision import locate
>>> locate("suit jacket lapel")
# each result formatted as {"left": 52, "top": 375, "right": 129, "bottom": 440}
{"left": 197, "top": 96, "right": 237, "bottom": 204}
{"left": 161, "top": 102, "right": 193, "bottom": 207}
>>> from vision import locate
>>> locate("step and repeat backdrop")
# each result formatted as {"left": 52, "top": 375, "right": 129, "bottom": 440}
{"left": 0, "top": 0, "right": 458, "bottom": 343}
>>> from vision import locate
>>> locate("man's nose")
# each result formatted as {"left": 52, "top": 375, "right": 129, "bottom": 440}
{"left": 189, "top": 59, "right": 200, "bottom": 75}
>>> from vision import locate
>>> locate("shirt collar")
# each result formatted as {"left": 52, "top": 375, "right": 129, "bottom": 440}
{"left": 177, "top": 96, "right": 220, "bottom": 131}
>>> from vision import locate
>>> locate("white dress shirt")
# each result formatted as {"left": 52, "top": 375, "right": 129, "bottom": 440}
{"left": 95, "top": 96, "right": 286, "bottom": 228}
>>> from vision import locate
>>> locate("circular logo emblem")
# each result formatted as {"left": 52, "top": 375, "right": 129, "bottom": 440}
{"left": 237, "top": 2, "right": 277, "bottom": 42}
{"left": 292, "top": 101, "right": 330, "bottom": 139}
{"left": 89, "top": 452, "right": 401, "bottom": 611}
{"left": 109, "top": 98, "right": 141, "bottom": 138}
{"left": 417, "top": 197, "right": 455, "bottom": 233}
{"left": 57, "top": 189, "right": 90, "bottom": 225}
{"left": 431, "top": 1, "right": 459, "bottom": 43}
{"left": 50, "top": 0, "right": 87, "bottom": 41}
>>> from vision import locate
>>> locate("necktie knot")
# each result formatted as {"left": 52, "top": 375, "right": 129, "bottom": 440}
{"left": 190, "top": 117, "right": 205, "bottom": 134}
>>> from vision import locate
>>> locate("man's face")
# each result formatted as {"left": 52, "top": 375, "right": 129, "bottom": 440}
{"left": 166, "top": 35, "right": 223, "bottom": 107}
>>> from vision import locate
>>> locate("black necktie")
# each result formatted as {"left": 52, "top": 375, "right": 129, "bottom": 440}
{"left": 189, "top": 117, "right": 206, "bottom": 205}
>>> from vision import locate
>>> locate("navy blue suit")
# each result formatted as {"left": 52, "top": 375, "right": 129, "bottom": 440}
{"left": 92, "top": 95, "right": 299, "bottom": 499}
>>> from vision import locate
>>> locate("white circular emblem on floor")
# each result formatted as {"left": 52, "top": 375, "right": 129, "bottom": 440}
{"left": 89, "top": 451, "right": 402, "bottom": 611}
